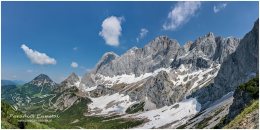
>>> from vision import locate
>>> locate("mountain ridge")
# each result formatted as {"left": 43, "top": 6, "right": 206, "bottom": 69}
{"left": 1, "top": 19, "right": 258, "bottom": 129}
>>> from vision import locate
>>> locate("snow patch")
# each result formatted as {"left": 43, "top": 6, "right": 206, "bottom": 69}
{"left": 88, "top": 93, "right": 135, "bottom": 115}
{"left": 84, "top": 86, "right": 97, "bottom": 92}
{"left": 97, "top": 67, "right": 171, "bottom": 85}
{"left": 133, "top": 98, "right": 201, "bottom": 128}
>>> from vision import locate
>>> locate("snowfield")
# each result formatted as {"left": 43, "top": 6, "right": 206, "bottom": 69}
{"left": 88, "top": 93, "right": 136, "bottom": 115}
{"left": 96, "top": 67, "right": 171, "bottom": 86}
{"left": 82, "top": 65, "right": 220, "bottom": 128}
{"left": 88, "top": 92, "right": 201, "bottom": 129}
{"left": 131, "top": 98, "right": 201, "bottom": 129}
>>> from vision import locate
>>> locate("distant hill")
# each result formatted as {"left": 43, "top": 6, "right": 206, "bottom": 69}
{"left": 1, "top": 80, "right": 26, "bottom": 86}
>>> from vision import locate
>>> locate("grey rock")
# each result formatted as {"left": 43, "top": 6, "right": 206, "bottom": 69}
{"left": 190, "top": 19, "right": 259, "bottom": 109}
{"left": 94, "top": 52, "right": 119, "bottom": 74}
{"left": 126, "top": 71, "right": 187, "bottom": 108}
{"left": 172, "top": 32, "right": 240, "bottom": 69}
{"left": 88, "top": 85, "right": 115, "bottom": 98}
{"left": 80, "top": 33, "right": 239, "bottom": 91}
{"left": 55, "top": 72, "right": 80, "bottom": 93}
{"left": 53, "top": 85, "right": 91, "bottom": 111}
{"left": 95, "top": 36, "right": 180, "bottom": 77}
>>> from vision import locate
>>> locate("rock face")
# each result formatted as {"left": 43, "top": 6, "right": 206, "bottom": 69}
{"left": 126, "top": 71, "right": 189, "bottom": 109}
{"left": 95, "top": 36, "right": 180, "bottom": 77}
{"left": 172, "top": 32, "right": 240, "bottom": 69}
{"left": 80, "top": 33, "right": 240, "bottom": 94}
{"left": 78, "top": 29, "right": 241, "bottom": 110}
{"left": 52, "top": 73, "right": 92, "bottom": 111}
{"left": 52, "top": 85, "right": 91, "bottom": 111}
{"left": 190, "top": 19, "right": 259, "bottom": 109}
{"left": 55, "top": 73, "right": 80, "bottom": 93}
{"left": 88, "top": 85, "right": 115, "bottom": 98}
{"left": 27, "top": 74, "right": 57, "bottom": 89}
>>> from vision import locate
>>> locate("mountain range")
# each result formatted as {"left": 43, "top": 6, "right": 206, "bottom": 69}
{"left": 1, "top": 19, "right": 259, "bottom": 129}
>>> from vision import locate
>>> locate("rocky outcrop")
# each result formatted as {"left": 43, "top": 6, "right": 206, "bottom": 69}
{"left": 224, "top": 76, "right": 258, "bottom": 125}
{"left": 190, "top": 19, "right": 259, "bottom": 109}
{"left": 53, "top": 85, "right": 91, "bottom": 111}
{"left": 88, "top": 85, "right": 115, "bottom": 97}
{"left": 126, "top": 71, "right": 189, "bottom": 108}
{"left": 52, "top": 73, "right": 91, "bottom": 111}
{"left": 144, "top": 71, "right": 185, "bottom": 108}
{"left": 55, "top": 73, "right": 80, "bottom": 93}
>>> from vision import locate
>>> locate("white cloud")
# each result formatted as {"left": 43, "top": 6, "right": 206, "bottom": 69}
{"left": 136, "top": 28, "right": 149, "bottom": 43}
{"left": 214, "top": 3, "right": 227, "bottom": 13}
{"left": 163, "top": 1, "right": 201, "bottom": 31}
{"left": 99, "top": 16, "right": 124, "bottom": 46}
{"left": 21, "top": 44, "right": 57, "bottom": 65}
{"left": 73, "top": 47, "right": 78, "bottom": 51}
{"left": 71, "top": 62, "right": 78, "bottom": 68}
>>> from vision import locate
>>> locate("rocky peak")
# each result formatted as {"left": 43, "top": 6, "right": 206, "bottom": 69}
{"left": 183, "top": 41, "right": 193, "bottom": 52}
{"left": 28, "top": 74, "right": 57, "bottom": 87}
{"left": 62, "top": 72, "right": 80, "bottom": 85}
{"left": 95, "top": 51, "right": 119, "bottom": 73}
{"left": 33, "top": 74, "right": 51, "bottom": 80}
{"left": 253, "top": 19, "right": 259, "bottom": 34}
{"left": 154, "top": 35, "right": 170, "bottom": 42}
{"left": 146, "top": 35, "right": 180, "bottom": 50}
{"left": 56, "top": 72, "right": 80, "bottom": 93}
{"left": 190, "top": 19, "right": 259, "bottom": 109}
{"left": 101, "top": 52, "right": 119, "bottom": 61}
{"left": 206, "top": 32, "right": 215, "bottom": 37}
{"left": 191, "top": 32, "right": 216, "bottom": 49}
{"left": 130, "top": 46, "right": 138, "bottom": 50}
{"left": 125, "top": 46, "right": 139, "bottom": 54}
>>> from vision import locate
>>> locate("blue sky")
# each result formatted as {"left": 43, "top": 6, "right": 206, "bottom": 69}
{"left": 2, "top": 1, "right": 259, "bottom": 82}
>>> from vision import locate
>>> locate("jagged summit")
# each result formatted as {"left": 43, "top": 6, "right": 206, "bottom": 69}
{"left": 62, "top": 72, "right": 80, "bottom": 85}
{"left": 206, "top": 32, "right": 214, "bottom": 37}
{"left": 94, "top": 51, "right": 119, "bottom": 74}
{"left": 55, "top": 72, "right": 81, "bottom": 93}
{"left": 148, "top": 35, "right": 180, "bottom": 48}
{"left": 81, "top": 31, "right": 241, "bottom": 90}
{"left": 191, "top": 19, "right": 259, "bottom": 109}
{"left": 28, "top": 74, "right": 57, "bottom": 87}
{"left": 154, "top": 35, "right": 170, "bottom": 40}
{"left": 183, "top": 41, "right": 193, "bottom": 51}
{"left": 63, "top": 72, "right": 80, "bottom": 82}
{"left": 102, "top": 51, "right": 119, "bottom": 58}
{"left": 130, "top": 46, "right": 138, "bottom": 50}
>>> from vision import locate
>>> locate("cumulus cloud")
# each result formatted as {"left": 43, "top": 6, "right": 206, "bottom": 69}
{"left": 163, "top": 1, "right": 201, "bottom": 31}
{"left": 21, "top": 44, "right": 57, "bottom": 65}
{"left": 214, "top": 3, "right": 227, "bottom": 13}
{"left": 71, "top": 62, "right": 78, "bottom": 68}
{"left": 136, "top": 28, "right": 149, "bottom": 43}
{"left": 99, "top": 16, "right": 124, "bottom": 46}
